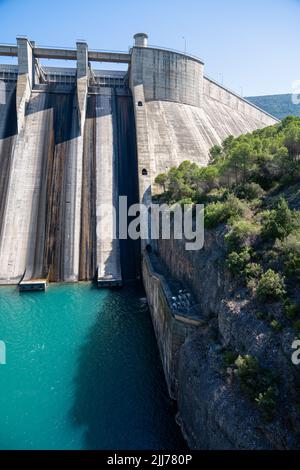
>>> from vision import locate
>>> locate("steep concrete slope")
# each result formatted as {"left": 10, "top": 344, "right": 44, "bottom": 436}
{"left": 0, "top": 92, "right": 50, "bottom": 283}
{"left": 35, "top": 86, "right": 79, "bottom": 283}
{"left": 0, "top": 84, "right": 17, "bottom": 241}
{"left": 145, "top": 96, "right": 278, "bottom": 177}
{"left": 0, "top": 85, "right": 83, "bottom": 284}
{"left": 80, "top": 88, "right": 122, "bottom": 286}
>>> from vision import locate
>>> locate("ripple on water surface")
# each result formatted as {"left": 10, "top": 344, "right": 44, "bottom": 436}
{"left": 0, "top": 283, "right": 186, "bottom": 450}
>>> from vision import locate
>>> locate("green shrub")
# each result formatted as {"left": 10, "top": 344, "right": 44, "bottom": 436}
{"left": 226, "top": 248, "right": 251, "bottom": 276}
{"left": 257, "top": 269, "right": 286, "bottom": 301}
{"left": 234, "top": 355, "right": 260, "bottom": 398}
{"left": 244, "top": 262, "right": 263, "bottom": 280}
{"left": 234, "top": 182, "right": 265, "bottom": 201}
{"left": 284, "top": 300, "right": 299, "bottom": 321}
{"left": 209, "top": 144, "right": 223, "bottom": 163}
{"left": 261, "top": 198, "right": 300, "bottom": 241}
{"left": 155, "top": 173, "right": 167, "bottom": 192}
{"left": 263, "top": 247, "right": 280, "bottom": 264}
{"left": 225, "top": 220, "right": 260, "bottom": 252}
{"left": 256, "top": 311, "right": 268, "bottom": 320}
{"left": 293, "top": 320, "right": 300, "bottom": 333}
{"left": 177, "top": 197, "right": 194, "bottom": 208}
{"left": 223, "top": 350, "right": 237, "bottom": 368}
{"left": 234, "top": 355, "right": 278, "bottom": 420}
{"left": 205, "top": 201, "right": 228, "bottom": 228}
{"left": 255, "top": 386, "right": 278, "bottom": 421}
{"left": 270, "top": 319, "right": 283, "bottom": 332}
{"left": 205, "top": 194, "right": 248, "bottom": 229}
{"left": 278, "top": 229, "right": 300, "bottom": 280}
{"left": 205, "top": 187, "right": 228, "bottom": 203}
{"left": 225, "top": 194, "right": 250, "bottom": 221}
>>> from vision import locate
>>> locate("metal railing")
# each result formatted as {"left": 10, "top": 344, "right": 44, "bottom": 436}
{"left": 0, "top": 69, "right": 18, "bottom": 82}
{"left": 91, "top": 76, "right": 127, "bottom": 87}
{"left": 136, "top": 43, "right": 204, "bottom": 64}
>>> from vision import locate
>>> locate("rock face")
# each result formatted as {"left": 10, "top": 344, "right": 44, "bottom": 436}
{"left": 153, "top": 228, "right": 300, "bottom": 449}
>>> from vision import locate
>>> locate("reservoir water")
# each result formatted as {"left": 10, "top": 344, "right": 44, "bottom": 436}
{"left": 0, "top": 283, "right": 186, "bottom": 450}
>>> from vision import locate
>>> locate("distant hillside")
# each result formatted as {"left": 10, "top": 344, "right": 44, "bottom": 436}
{"left": 246, "top": 94, "right": 300, "bottom": 120}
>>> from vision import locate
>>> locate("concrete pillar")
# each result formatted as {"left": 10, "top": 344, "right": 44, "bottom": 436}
{"left": 16, "top": 37, "right": 33, "bottom": 131}
{"left": 76, "top": 40, "right": 88, "bottom": 133}
{"left": 131, "top": 83, "right": 152, "bottom": 249}
{"left": 134, "top": 33, "right": 148, "bottom": 47}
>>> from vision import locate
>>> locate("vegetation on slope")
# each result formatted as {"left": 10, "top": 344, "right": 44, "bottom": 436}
{"left": 155, "top": 116, "right": 300, "bottom": 420}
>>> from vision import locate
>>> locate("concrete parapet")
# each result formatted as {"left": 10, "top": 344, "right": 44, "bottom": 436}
{"left": 130, "top": 46, "right": 204, "bottom": 107}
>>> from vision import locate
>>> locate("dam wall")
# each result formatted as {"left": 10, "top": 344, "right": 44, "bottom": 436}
{"left": 0, "top": 34, "right": 279, "bottom": 286}
{"left": 0, "top": 82, "right": 138, "bottom": 285}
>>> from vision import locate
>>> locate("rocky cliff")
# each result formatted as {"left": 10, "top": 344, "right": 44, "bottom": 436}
{"left": 152, "top": 227, "right": 300, "bottom": 449}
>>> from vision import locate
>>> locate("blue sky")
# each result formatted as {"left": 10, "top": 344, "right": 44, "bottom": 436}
{"left": 0, "top": 0, "right": 299, "bottom": 96}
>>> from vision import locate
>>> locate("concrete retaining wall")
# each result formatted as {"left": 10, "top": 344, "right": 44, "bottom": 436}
{"left": 142, "top": 252, "right": 198, "bottom": 398}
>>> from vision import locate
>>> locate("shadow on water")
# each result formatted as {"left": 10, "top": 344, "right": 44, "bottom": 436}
{"left": 69, "top": 283, "right": 187, "bottom": 450}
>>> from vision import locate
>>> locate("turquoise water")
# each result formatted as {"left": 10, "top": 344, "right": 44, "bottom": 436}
{"left": 0, "top": 283, "right": 186, "bottom": 450}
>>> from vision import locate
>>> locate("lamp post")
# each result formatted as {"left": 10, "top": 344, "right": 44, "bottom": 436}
{"left": 182, "top": 36, "right": 187, "bottom": 54}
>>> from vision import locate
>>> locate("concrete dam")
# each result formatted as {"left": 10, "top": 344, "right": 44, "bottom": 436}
{"left": 0, "top": 33, "right": 277, "bottom": 289}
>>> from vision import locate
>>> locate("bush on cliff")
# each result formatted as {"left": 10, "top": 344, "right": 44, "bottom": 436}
{"left": 204, "top": 194, "right": 249, "bottom": 229}
{"left": 255, "top": 386, "right": 278, "bottom": 421}
{"left": 261, "top": 197, "right": 300, "bottom": 241}
{"left": 234, "top": 355, "right": 278, "bottom": 420}
{"left": 277, "top": 229, "right": 300, "bottom": 279}
{"left": 233, "top": 182, "right": 265, "bottom": 201}
{"left": 225, "top": 219, "right": 260, "bottom": 251}
{"left": 226, "top": 248, "right": 252, "bottom": 276}
{"left": 283, "top": 299, "right": 300, "bottom": 321}
{"left": 244, "top": 262, "right": 263, "bottom": 282}
{"left": 257, "top": 269, "right": 286, "bottom": 301}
